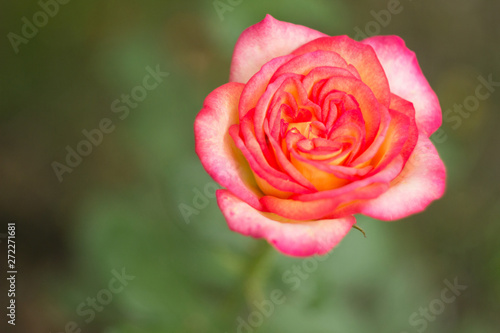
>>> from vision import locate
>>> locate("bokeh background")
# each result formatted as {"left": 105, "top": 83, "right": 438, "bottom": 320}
{"left": 1, "top": 0, "right": 499, "bottom": 332}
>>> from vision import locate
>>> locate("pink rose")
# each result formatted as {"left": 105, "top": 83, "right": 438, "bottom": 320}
{"left": 195, "top": 15, "right": 446, "bottom": 257}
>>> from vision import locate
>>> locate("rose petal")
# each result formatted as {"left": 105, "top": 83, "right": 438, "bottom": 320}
{"left": 261, "top": 156, "right": 404, "bottom": 220}
{"left": 230, "top": 14, "right": 327, "bottom": 84}
{"left": 350, "top": 103, "right": 391, "bottom": 166}
{"left": 262, "top": 182, "right": 388, "bottom": 221}
{"left": 195, "top": 83, "right": 263, "bottom": 210}
{"left": 270, "top": 50, "right": 349, "bottom": 81}
{"left": 358, "top": 135, "right": 446, "bottom": 220}
{"left": 302, "top": 66, "right": 358, "bottom": 97}
{"left": 362, "top": 36, "right": 442, "bottom": 136}
{"left": 217, "top": 189, "right": 356, "bottom": 257}
{"left": 316, "top": 76, "right": 381, "bottom": 146}
{"left": 388, "top": 93, "right": 419, "bottom": 161}
{"left": 293, "top": 36, "right": 391, "bottom": 107}
{"left": 264, "top": 121, "right": 317, "bottom": 190}
{"left": 230, "top": 123, "right": 313, "bottom": 197}
{"left": 239, "top": 55, "right": 295, "bottom": 119}
{"left": 368, "top": 109, "right": 411, "bottom": 175}
{"left": 253, "top": 74, "right": 305, "bottom": 166}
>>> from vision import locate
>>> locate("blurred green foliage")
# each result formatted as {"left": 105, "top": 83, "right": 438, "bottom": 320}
{"left": 1, "top": 0, "right": 499, "bottom": 332}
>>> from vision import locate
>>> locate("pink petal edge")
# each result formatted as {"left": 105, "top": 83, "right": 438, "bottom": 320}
{"left": 195, "top": 83, "right": 263, "bottom": 210}
{"left": 230, "top": 14, "right": 327, "bottom": 84}
{"left": 362, "top": 35, "right": 442, "bottom": 136}
{"left": 217, "top": 189, "right": 356, "bottom": 257}
{"left": 359, "top": 135, "right": 446, "bottom": 220}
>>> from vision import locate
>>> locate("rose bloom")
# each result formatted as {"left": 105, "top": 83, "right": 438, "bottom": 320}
{"left": 194, "top": 15, "right": 446, "bottom": 257}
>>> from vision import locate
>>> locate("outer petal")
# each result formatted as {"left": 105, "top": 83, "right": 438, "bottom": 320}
{"left": 358, "top": 135, "right": 446, "bottom": 220}
{"left": 217, "top": 189, "right": 356, "bottom": 257}
{"left": 362, "top": 36, "right": 442, "bottom": 136}
{"left": 230, "top": 14, "right": 327, "bottom": 84}
{"left": 195, "top": 83, "right": 263, "bottom": 210}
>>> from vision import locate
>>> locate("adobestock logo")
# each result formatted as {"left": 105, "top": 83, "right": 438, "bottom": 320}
{"left": 178, "top": 171, "right": 231, "bottom": 224}
{"left": 178, "top": 184, "right": 219, "bottom": 224}
{"left": 233, "top": 290, "right": 286, "bottom": 333}
{"left": 442, "top": 74, "right": 499, "bottom": 131}
{"left": 401, "top": 277, "right": 467, "bottom": 333}
{"left": 353, "top": 0, "right": 404, "bottom": 40}
{"left": 50, "top": 268, "right": 135, "bottom": 333}
{"left": 7, "top": 0, "right": 72, "bottom": 54}
{"left": 213, "top": 0, "right": 244, "bottom": 21}
{"left": 227, "top": 252, "right": 332, "bottom": 333}
{"left": 52, "top": 65, "right": 169, "bottom": 183}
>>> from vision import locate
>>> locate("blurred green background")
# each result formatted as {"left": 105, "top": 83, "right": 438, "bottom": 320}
{"left": 1, "top": 0, "right": 499, "bottom": 332}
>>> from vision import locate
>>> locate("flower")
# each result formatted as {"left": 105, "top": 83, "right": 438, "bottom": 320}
{"left": 194, "top": 15, "right": 446, "bottom": 257}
